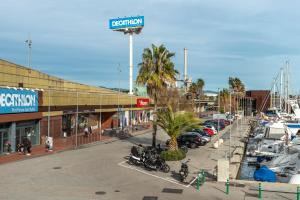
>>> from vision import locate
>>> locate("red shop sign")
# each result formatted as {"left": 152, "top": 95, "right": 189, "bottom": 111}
{"left": 136, "top": 98, "right": 150, "bottom": 107}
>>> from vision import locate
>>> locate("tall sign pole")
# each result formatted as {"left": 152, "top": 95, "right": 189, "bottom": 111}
{"left": 109, "top": 16, "right": 144, "bottom": 95}
{"left": 129, "top": 33, "right": 133, "bottom": 94}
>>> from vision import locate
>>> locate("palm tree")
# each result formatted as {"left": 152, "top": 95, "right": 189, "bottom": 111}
{"left": 228, "top": 77, "right": 245, "bottom": 95}
{"left": 156, "top": 106, "right": 200, "bottom": 151}
{"left": 188, "top": 78, "right": 205, "bottom": 113}
{"left": 219, "top": 88, "right": 230, "bottom": 113}
{"left": 228, "top": 77, "right": 245, "bottom": 113}
{"left": 137, "top": 44, "right": 178, "bottom": 147}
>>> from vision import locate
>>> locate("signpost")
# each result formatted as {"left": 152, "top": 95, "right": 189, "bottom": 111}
{"left": 136, "top": 98, "right": 150, "bottom": 107}
{"left": 0, "top": 88, "right": 38, "bottom": 114}
{"left": 109, "top": 16, "right": 144, "bottom": 30}
{"left": 109, "top": 16, "right": 144, "bottom": 95}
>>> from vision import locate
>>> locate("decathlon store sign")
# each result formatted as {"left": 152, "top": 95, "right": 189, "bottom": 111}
{"left": 0, "top": 89, "right": 38, "bottom": 114}
{"left": 109, "top": 16, "right": 144, "bottom": 30}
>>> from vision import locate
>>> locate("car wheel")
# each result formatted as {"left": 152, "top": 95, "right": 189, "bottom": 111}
{"left": 190, "top": 143, "right": 197, "bottom": 149}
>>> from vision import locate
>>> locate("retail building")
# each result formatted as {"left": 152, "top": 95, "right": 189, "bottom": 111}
{"left": 0, "top": 59, "right": 151, "bottom": 154}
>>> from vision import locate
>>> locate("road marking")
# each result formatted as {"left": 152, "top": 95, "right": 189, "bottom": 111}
{"left": 118, "top": 161, "right": 195, "bottom": 188}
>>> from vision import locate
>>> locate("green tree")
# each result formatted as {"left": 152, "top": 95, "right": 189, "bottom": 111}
{"left": 219, "top": 88, "right": 230, "bottom": 113}
{"left": 228, "top": 77, "right": 245, "bottom": 95}
{"left": 137, "top": 44, "right": 178, "bottom": 147}
{"left": 228, "top": 77, "right": 245, "bottom": 112}
{"left": 189, "top": 78, "right": 205, "bottom": 113}
{"left": 156, "top": 106, "right": 200, "bottom": 151}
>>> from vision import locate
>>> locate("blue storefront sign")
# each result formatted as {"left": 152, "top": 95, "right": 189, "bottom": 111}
{"left": 109, "top": 16, "right": 144, "bottom": 30}
{"left": 0, "top": 88, "right": 38, "bottom": 114}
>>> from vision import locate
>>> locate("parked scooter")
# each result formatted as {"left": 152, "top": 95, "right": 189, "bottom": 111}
{"left": 128, "top": 145, "right": 146, "bottom": 166}
{"left": 155, "top": 156, "right": 170, "bottom": 173}
{"left": 179, "top": 159, "right": 190, "bottom": 182}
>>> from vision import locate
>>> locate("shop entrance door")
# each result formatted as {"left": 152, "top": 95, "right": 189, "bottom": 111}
{"left": 0, "top": 130, "right": 9, "bottom": 154}
{"left": 16, "top": 126, "right": 36, "bottom": 150}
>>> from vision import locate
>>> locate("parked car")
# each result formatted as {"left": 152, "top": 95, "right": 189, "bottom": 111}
{"left": 204, "top": 120, "right": 225, "bottom": 131}
{"left": 203, "top": 125, "right": 217, "bottom": 134}
{"left": 176, "top": 132, "right": 206, "bottom": 148}
{"left": 203, "top": 127, "right": 214, "bottom": 136}
{"left": 188, "top": 129, "right": 211, "bottom": 143}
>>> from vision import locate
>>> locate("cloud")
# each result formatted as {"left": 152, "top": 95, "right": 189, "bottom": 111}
{"left": 1, "top": 0, "right": 300, "bottom": 92}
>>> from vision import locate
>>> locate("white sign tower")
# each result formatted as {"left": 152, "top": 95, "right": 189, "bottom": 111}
{"left": 109, "top": 16, "right": 144, "bottom": 94}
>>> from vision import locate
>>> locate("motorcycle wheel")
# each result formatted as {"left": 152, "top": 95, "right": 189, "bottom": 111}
{"left": 162, "top": 164, "right": 170, "bottom": 173}
{"left": 128, "top": 157, "right": 136, "bottom": 165}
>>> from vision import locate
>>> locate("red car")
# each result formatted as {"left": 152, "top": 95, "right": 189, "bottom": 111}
{"left": 203, "top": 128, "right": 214, "bottom": 136}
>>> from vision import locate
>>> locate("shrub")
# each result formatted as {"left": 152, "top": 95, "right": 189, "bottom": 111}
{"left": 160, "top": 149, "right": 186, "bottom": 161}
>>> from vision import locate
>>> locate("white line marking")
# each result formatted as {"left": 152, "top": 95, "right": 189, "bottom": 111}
{"left": 187, "top": 176, "right": 198, "bottom": 187}
{"left": 118, "top": 161, "right": 194, "bottom": 188}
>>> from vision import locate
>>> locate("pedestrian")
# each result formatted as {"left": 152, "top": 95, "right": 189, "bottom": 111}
{"left": 5, "top": 141, "right": 12, "bottom": 154}
{"left": 23, "top": 137, "right": 31, "bottom": 156}
{"left": 27, "top": 138, "right": 32, "bottom": 155}
{"left": 89, "top": 126, "right": 93, "bottom": 134}
{"left": 17, "top": 142, "right": 24, "bottom": 154}
{"left": 84, "top": 126, "right": 89, "bottom": 137}
{"left": 22, "top": 137, "right": 28, "bottom": 155}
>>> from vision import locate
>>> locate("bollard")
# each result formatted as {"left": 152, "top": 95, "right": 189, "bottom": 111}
{"left": 297, "top": 186, "right": 300, "bottom": 200}
{"left": 258, "top": 182, "right": 262, "bottom": 199}
{"left": 226, "top": 178, "right": 229, "bottom": 195}
{"left": 201, "top": 170, "right": 205, "bottom": 185}
{"left": 197, "top": 174, "right": 200, "bottom": 191}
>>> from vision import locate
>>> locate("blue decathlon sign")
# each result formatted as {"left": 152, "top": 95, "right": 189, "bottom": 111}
{"left": 109, "top": 16, "right": 144, "bottom": 30}
{"left": 0, "top": 88, "right": 38, "bottom": 114}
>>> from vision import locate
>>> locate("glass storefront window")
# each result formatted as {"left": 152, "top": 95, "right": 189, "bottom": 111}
{"left": 0, "top": 130, "right": 9, "bottom": 154}
{"left": 16, "top": 120, "right": 39, "bottom": 148}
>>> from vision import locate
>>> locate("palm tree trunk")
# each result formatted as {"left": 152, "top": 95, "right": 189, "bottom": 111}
{"left": 152, "top": 95, "right": 157, "bottom": 147}
{"left": 169, "top": 136, "right": 178, "bottom": 151}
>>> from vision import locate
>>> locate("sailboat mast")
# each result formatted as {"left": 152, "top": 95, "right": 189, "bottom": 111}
{"left": 280, "top": 67, "right": 283, "bottom": 111}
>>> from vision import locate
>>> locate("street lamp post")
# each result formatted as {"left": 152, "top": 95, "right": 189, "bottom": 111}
{"left": 47, "top": 88, "right": 51, "bottom": 138}
{"left": 118, "top": 64, "right": 121, "bottom": 129}
{"left": 229, "top": 89, "right": 232, "bottom": 162}
{"left": 217, "top": 88, "right": 220, "bottom": 156}
{"left": 75, "top": 91, "right": 79, "bottom": 148}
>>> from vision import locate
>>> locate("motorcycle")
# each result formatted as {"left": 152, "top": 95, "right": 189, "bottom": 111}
{"left": 155, "top": 156, "right": 170, "bottom": 173}
{"left": 128, "top": 145, "right": 146, "bottom": 166}
{"left": 179, "top": 159, "right": 190, "bottom": 182}
{"left": 143, "top": 148, "right": 170, "bottom": 173}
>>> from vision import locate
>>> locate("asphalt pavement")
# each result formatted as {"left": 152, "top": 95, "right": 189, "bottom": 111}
{"left": 0, "top": 125, "right": 297, "bottom": 200}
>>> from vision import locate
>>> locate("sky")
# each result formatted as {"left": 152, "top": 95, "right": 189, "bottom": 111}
{"left": 1, "top": 0, "right": 300, "bottom": 93}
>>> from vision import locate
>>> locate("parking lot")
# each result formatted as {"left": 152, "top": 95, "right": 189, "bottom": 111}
{"left": 0, "top": 126, "right": 291, "bottom": 200}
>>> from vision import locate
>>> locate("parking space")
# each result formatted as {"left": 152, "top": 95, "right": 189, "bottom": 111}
{"left": 0, "top": 126, "right": 249, "bottom": 200}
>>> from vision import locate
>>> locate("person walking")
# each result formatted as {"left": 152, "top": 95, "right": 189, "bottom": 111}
{"left": 27, "top": 138, "right": 32, "bottom": 155}
{"left": 88, "top": 126, "right": 92, "bottom": 135}
{"left": 23, "top": 137, "right": 32, "bottom": 156}
{"left": 84, "top": 126, "right": 89, "bottom": 137}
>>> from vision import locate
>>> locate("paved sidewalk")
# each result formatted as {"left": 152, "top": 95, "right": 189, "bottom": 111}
{"left": 0, "top": 125, "right": 152, "bottom": 165}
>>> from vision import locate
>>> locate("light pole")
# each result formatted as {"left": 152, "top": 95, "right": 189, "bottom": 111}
{"left": 75, "top": 91, "right": 78, "bottom": 148}
{"left": 25, "top": 35, "right": 32, "bottom": 67}
{"left": 229, "top": 89, "right": 232, "bottom": 162}
{"left": 118, "top": 64, "right": 121, "bottom": 129}
{"left": 99, "top": 94, "right": 102, "bottom": 141}
{"left": 217, "top": 88, "right": 220, "bottom": 156}
{"left": 47, "top": 88, "right": 51, "bottom": 138}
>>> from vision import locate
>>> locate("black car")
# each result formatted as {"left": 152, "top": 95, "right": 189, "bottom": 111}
{"left": 190, "top": 129, "right": 211, "bottom": 138}
{"left": 177, "top": 132, "right": 206, "bottom": 148}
